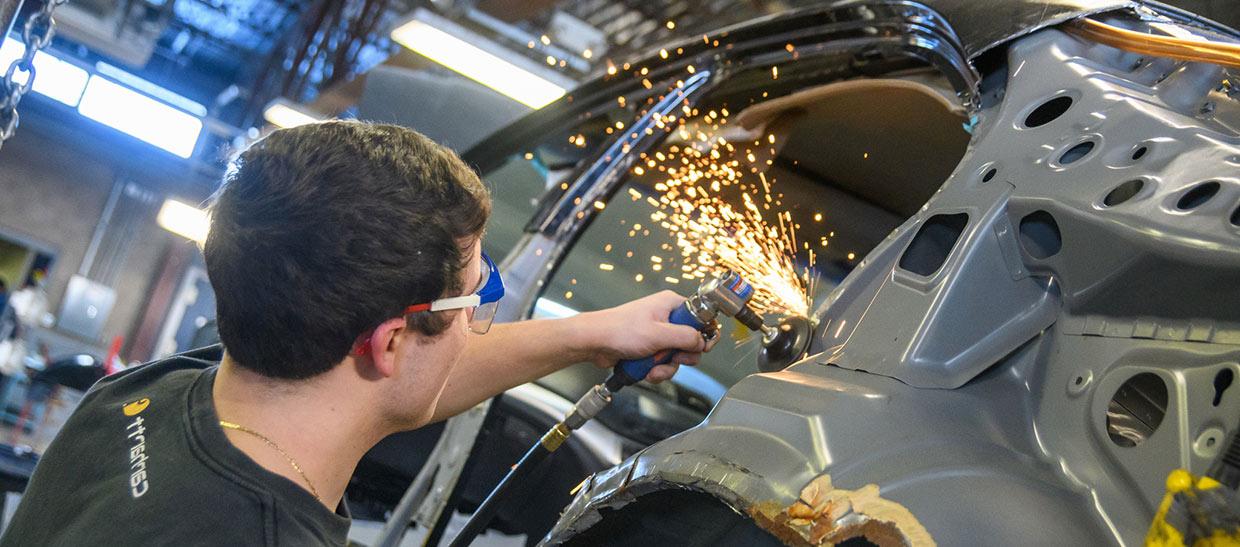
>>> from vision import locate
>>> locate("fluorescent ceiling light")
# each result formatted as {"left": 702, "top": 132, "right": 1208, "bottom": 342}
{"left": 0, "top": 38, "right": 88, "bottom": 106}
{"left": 94, "top": 61, "right": 207, "bottom": 116}
{"left": 263, "top": 99, "right": 322, "bottom": 128}
{"left": 391, "top": 9, "right": 571, "bottom": 109}
{"left": 156, "top": 199, "right": 210, "bottom": 244}
{"left": 0, "top": 37, "right": 206, "bottom": 159}
{"left": 78, "top": 76, "right": 203, "bottom": 158}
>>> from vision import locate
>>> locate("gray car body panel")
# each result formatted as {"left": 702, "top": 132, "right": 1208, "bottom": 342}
{"left": 394, "top": 1, "right": 1240, "bottom": 544}
{"left": 535, "top": 3, "right": 1240, "bottom": 546}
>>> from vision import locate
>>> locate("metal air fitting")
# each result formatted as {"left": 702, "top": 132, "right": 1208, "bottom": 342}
{"left": 564, "top": 384, "right": 613, "bottom": 430}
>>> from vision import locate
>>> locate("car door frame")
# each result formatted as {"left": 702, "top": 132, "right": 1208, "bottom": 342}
{"left": 394, "top": 2, "right": 987, "bottom": 542}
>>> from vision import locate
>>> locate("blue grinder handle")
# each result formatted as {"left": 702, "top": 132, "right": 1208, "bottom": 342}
{"left": 608, "top": 303, "right": 706, "bottom": 389}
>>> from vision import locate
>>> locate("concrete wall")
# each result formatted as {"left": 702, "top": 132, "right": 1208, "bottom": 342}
{"left": 0, "top": 124, "right": 208, "bottom": 353}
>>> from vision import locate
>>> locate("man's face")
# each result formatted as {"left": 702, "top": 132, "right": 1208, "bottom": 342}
{"left": 390, "top": 239, "right": 482, "bottom": 427}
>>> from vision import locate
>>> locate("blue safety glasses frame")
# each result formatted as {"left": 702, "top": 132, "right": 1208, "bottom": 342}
{"left": 353, "top": 252, "right": 505, "bottom": 356}
{"left": 403, "top": 251, "right": 504, "bottom": 334}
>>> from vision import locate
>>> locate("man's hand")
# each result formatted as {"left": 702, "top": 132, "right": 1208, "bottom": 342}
{"left": 432, "top": 290, "right": 723, "bottom": 422}
{"left": 576, "top": 290, "right": 719, "bottom": 383}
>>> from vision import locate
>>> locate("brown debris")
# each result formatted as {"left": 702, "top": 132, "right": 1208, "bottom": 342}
{"left": 748, "top": 501, "right": 817, "bottom": 547}
{"left": 747, "top": 474, "right": 935, "bottom": 547}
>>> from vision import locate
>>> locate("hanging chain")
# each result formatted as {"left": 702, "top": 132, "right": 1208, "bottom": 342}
{"left": 0, "top": 0, "right": 68, "bottom": 150}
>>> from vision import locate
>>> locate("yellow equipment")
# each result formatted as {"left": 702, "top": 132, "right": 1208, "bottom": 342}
{"left": 1147, "top": 469, "right": 1240, "bottom": 547}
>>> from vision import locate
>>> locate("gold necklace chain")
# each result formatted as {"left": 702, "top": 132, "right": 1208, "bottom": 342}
{"left": 218, "top": 420, "right": 322, "bottom": 503}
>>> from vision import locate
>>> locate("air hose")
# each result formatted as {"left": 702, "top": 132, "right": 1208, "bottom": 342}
{"left": 446, "top": 271, "right": 773, "bottom": 547}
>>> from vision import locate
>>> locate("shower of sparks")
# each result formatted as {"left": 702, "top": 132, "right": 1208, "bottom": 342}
{"left": 610, "top": 110, "right": 820, "bottom": 318}
{"left": 584, "top": 58, "right": 843, "bottom": 320}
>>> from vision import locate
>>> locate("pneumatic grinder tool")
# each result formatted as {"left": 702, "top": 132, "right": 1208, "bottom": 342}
{"left": 602, "top": 270, "right": 767, "bottom": 390}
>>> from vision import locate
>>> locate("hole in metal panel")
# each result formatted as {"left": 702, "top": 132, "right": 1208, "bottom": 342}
{"left": 1107, "top": 372, "right": 1169, "bottom": 447}
{"left": 561, "top": 489, "right": 785, "bottom": 546}
{"left": 1232, "top": 204, "right": 1240, "bottom": 226}
{"left": 1131, "top": 146, "right": 1148, "bottom": 160}
{"left": 898, "top": 213, "right": 969, "bottom": 276}
{"left": 1103, "top": 180, "right": 1144, "bottom": 207}
{"left": 1059, "top": 141, "right": 1094, "bottom": 165}
{"left": 1177, "top": 181, "right": 1220, "bottom": 210}
{"left": 1025, "top": 96, "right": 1073, "bottom": 128}
{"left": 1018, "top": 210, "right": 1062, "bottom": 259}
{"left": 1214, "top": 368, "right": 1234, "bottom": 407}
{"left": 982, "top": 168, "right": 997, "bottom": 183}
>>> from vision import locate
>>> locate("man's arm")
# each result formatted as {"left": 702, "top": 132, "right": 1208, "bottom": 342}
{"left": 429, "top": 291, "right": 709, "bottom": 422}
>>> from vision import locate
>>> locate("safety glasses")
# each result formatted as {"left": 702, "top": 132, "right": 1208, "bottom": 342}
{"left": 353, "top": 252, "right": 505, "bottom": 356}
{"left": 403, "top": 251, "right": 504, "bottom": 334}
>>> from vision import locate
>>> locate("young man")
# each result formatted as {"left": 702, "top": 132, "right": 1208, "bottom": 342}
{"left": 0, "top": 122, "right": 712, "bottom": 545}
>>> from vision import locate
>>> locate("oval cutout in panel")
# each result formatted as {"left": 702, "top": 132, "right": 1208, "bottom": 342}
{"left": 1103, "top": 180, "right": 1143, "bottom": 207}
{"left": 898, "top": 213, "right": 969, "bottom": 276}
{"left": 1018, "top": 210, "right": 1062, "bottom": 259}
{"left": 1107, "top": 372, "right": 1169, "bottom": 447}
{"left": 1177, "top": 181, "right": 1220, "bottom": 210}
{"left": 1232, "top": 204, "right": 1240, "bottom": 227}
{"left": 1025, "top": 96, "right": 1073, "bottom": 128}
{"left": 982, "top": 168, "right": 997, "bottom": 183}
{"left": 1213, "top": 368, "right": 1234, "bottom": 407}
{"left": 1059, "top": 141, "right": 1095, "bottom": 165}
{"left": 1131, "top": 146, "right": 1148, "bottom": 160}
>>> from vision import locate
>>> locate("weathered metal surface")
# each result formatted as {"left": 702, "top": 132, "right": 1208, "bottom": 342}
{"left": 748, "top": 474, "right": 935, "bottom": 546}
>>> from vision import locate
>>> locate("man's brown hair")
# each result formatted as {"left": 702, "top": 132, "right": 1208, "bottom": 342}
{"left": 205, "top": 121, "right": 491, "bottom": 379}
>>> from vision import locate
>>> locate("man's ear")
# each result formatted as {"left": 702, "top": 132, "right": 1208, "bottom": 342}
{"left": 368, "top": 317, "right": 408, "bottom": 378}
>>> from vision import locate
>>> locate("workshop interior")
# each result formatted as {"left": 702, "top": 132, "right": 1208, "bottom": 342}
{"left": 0, "top": 0, "right": 1237, "bottom": 545}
